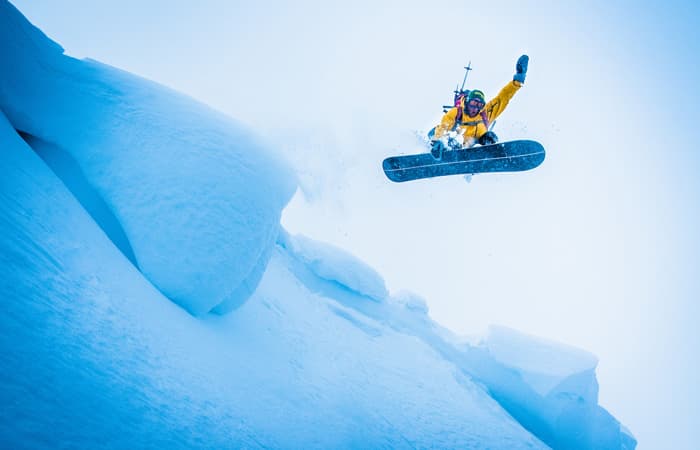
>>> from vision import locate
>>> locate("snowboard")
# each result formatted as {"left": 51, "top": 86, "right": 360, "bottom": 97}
{"left": 382, "top": 139, "right": 545, "bottom": 183}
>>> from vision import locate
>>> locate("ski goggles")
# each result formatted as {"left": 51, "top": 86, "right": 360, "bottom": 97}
{"left": 466, "top": 100, "right": 484, "bottom": 108}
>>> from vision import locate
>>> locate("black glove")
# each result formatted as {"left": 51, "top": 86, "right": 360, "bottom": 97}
{"left": 430, "top": 140, "right": 445, "bottom": 159}
{"left": 478, "top": 131, "right": 498, "bottom": 146}
{"left": 513, "top": 54, "right": 529, "bottom": 83}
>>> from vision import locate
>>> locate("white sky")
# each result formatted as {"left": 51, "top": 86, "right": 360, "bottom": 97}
{"left": 11, "top": 1, "right": 700, "bottom": 448}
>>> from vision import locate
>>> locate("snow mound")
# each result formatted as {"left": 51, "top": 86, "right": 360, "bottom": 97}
{"left": 485, "top": 324, "right": 599, "bottom": 396}
{"left": 279, "top": 231, "right": 388, "bottom": 302}
{"left": 476, "top": 325, "right": 636, "bottom": 449}
{"left": 0, "top": 1, "right": 296, "bottom": 315}
{"left": 391, "top": 289, "right": 430, "bottom": 314}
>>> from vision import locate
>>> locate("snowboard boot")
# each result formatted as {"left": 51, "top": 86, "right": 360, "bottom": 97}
{"left": 430, "top": 140, "right": 444, "bottom": 160}
{"left": 478, "top": 131, "right": 498, "bottom": 146}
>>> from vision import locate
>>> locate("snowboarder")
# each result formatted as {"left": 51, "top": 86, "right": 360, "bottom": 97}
{"left": 431, "top": 55, "right": 529, "bottom": 158}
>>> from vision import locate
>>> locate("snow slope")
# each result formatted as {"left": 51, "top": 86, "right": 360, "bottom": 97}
{"left": 0, "top": 1, "right": 635, "bottom": 448}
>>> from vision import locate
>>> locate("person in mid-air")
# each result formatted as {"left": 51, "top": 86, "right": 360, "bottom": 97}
{"left": 431, "top": 55, "right": 529, "bottom": 158}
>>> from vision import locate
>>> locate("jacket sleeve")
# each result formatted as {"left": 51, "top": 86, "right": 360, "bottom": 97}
{"left": 484, "top": 80, "right": 522, "bottom": 122}
{"left": 433, "top": 108, "right": 458, "bottom": 139}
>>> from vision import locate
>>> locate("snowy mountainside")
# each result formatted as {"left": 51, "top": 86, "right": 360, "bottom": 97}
{"left": 0, "top": 1, "right": 635, "bottom": 448}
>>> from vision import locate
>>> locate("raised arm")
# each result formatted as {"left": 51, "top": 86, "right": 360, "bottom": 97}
{"left": 484, "top": 55, "right": 529, "bottom": 122}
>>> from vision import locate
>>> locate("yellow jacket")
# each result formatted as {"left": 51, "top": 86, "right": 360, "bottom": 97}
{"left": 434, "top": 80, "right": 523, "bottom": 147}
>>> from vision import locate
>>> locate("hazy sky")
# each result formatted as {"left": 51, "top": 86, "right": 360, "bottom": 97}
{"left": 11, "top": 1, "right": 700, "bottom": 448}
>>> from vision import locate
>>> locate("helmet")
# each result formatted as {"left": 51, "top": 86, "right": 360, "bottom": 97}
{"left": 467, "top": 90, "right": 485, "bottom": 104}
{"left": 463, "top": 89, "right": 485, "bottom": 117}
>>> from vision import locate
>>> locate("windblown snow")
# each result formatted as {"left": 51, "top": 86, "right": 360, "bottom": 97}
{"left": 0, "top": 1, "right": 635, "bottom": 449}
